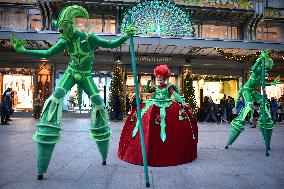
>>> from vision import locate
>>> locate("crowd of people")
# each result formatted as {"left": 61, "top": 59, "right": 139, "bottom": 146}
{"left": 201, "top": 95, "right": 284, "bottom": 126}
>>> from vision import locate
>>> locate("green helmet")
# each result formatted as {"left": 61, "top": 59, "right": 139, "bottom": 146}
{"left": 53, "top": 5, "right": 89, "bottom": 28}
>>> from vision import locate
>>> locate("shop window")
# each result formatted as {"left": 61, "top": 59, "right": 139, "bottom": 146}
{"left": 231, "top": 26, "right": 238, "bottom": 39}
{"left": 104, "top": 19, "right": 116, "bottom": 34}
{"left": 194, "top": 24, "right": 199, "bottom": 37}
{"left": 2, "top": 75, "right": 34, "bottom": 110}
{"left": 28, "top": 9, "right": 42, "bottom": 31}
{"left": 76, "top": 17, "right": 116, "bottom": 34}
{"left": 256, "top": 26, "right": 278, "bottom": 42}
{"left": 202, "top": 24, "right": 238, "bottom": 39}
{"left": 126, "top": 75, "right": 134, "bottom": 86}
{"left": 76, "top": 18, "right": 103, "bottom": 33}
{"left": 140, "top": 75, "right": 152, "bottom": 86}
{"left": 266, "top": 84, "right": 284, "bottom": 99}
{"left": 1, "top": 9, "right": 27, "bottom": 30}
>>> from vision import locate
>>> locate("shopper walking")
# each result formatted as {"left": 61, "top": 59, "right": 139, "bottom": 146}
{"left": 204, "top": 96, "right": 218, "bottom": 124}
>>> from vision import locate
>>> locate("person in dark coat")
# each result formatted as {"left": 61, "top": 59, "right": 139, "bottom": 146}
{"left": 1, "top": 90, "right": 12, "bottom": 125}
{"left": 204, "top": 96, "right": 218, "bottom": 124}
{"left": 220, "top": 95, "right": 228, "bottom": 122}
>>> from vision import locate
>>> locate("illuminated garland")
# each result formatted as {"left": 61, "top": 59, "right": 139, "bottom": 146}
{"left": 0, "top": 39, "right": 10, "bottom": 48}
{"left": 121, "top": 0, "right": 195, "bottom": 37}
{"left": 216, "top": 48, "right": 284, "bottom": 63}
{"left": 215, "top": 48, "right": 260, "bottom": 63}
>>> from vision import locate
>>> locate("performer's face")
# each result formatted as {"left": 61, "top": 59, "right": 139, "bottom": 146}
{"left": 58, "top": 22, "right": 73, "bottom": 40}
{"left": 157, "top": 77, "right": 165, "bottom": 85}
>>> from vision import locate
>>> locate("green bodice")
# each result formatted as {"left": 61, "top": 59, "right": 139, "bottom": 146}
{"left": 154, "top": 84, "right": 172, "bottom": 100}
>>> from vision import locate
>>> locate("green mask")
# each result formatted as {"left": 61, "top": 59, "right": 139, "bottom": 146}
{"left": 54, "top": 5, "right": 89, "bottom": 40}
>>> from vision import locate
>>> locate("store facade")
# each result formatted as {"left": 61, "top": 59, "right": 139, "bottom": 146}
{"left": 0, "top": 0, "right": 283, "bottom": 112}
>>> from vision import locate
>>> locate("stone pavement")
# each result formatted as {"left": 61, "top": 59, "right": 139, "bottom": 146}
{"left": 0, "top": 115, "right": 283, "bottom": 189}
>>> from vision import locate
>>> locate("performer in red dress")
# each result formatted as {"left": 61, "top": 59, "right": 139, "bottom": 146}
{"left": 118, "top": 65, "right": 198, "bottom": 166}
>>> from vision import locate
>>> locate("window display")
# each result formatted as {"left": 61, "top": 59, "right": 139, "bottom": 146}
{"left": 56, "top": 72, "right": 111, "bottom": 112}
{"left": 2, "top": 75, "right": 34, "bottom": 110}
{"left": 266, "top": 84, "right": 284, "bottom": 99}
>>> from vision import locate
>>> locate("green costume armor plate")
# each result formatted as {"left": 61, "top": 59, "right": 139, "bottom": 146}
{"left": 11, "top": 5, "right": 135, "bottom": 180}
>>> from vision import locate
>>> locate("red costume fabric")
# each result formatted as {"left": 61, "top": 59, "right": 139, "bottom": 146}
{"left": 118, "top": 101, "right": 198, "bottom": 166}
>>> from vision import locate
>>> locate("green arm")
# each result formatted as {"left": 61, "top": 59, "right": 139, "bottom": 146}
{"left": 251, "top": 57, "right": 263, "bottom": 72}
{"left": 265, "top": 76, "right": 281, "bottom": 86}
{"left": 144, "top": 80, "right": 151, "bottom": 92}
{"left": 89, "top": 34, "right": 129, "bottom": 49}
{"left": 24, "top": 39, "right": 66, "bottom": 58}
{"left": 170, "top": 85, "right": 185, "bottom": 103}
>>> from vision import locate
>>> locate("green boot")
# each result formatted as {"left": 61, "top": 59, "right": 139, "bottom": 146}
{"left": 225, "top": 118, "right": 245, "bottom": 148}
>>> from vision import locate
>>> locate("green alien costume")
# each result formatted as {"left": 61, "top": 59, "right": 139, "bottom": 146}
{"left": 225, "top": 49, "right": 279, "bottom": 150}
{"left": 11, "top": 5, "right": 135, "bottom": 179}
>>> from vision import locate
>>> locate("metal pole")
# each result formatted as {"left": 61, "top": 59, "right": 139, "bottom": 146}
{"left": 129, "top": 21, "right": 150, "bottom": 187}
{"left": 261, "top": 59, "right": 269, "bottom": 156}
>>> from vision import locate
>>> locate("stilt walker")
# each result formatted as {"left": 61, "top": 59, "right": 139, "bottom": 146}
{"left": 11, "top": 5, "right": 135, "bottom": 180}
{"left": 225, "top": 49, "right": 280, "bottom": 155}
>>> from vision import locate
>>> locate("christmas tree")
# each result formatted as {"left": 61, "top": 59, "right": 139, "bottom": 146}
{"left": 183, "top": 70, "right": 197, "bottom": 111}
{"left": 109, "top": 66, "right": 125, "bottom": 120}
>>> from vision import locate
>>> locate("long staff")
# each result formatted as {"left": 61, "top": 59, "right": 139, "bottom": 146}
{"left": 261, "top": 59, "right": 269, "bottom": 156}
{"left": 129, "top": 19, "right": 150, "bottom": 187}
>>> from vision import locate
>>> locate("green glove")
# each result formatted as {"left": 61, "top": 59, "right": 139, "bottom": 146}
{"left": 10, "top": 32, "right": 26, "bottom": 53}
{"left": 124, "top": 21, "right": 136, "bottom": 38}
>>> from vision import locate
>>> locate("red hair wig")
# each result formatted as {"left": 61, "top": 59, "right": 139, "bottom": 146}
{"left": 154, "top": 65, "right": 171, "bottom": 79}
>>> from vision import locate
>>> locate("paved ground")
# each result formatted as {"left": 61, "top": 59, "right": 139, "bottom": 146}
{"left": 0, "top": 114, "right": 283, "bottom": 189}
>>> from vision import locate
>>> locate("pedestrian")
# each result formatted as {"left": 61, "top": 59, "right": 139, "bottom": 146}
{"left": 227, "top": 96, "right": 235, "bottom": 122}
{"left": 250, "top": 102, "right": 260, "bottom": 128}
{"left": 220, "top": 95, "right": 228, "bottom": 123}
{"left": 1, "top": 90, "right": 12, "bottom": 125}
{"left": 270, "top": 97, "right": 278, "bottom": 124}
{"left": 204, "top": 96, "right": 218, "bottom": 124}
{"left": 236, "top": 96, "right": 245, "bottom": 115}
{"left": 33, "top": 94, "right": 43, "bottom": 119}
{"left": 276, "top": 97, "right": 283, "bottom": 124}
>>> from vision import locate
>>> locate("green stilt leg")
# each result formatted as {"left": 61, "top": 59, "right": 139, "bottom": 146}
{"left": 89, "top": 105, "right": 111, "bottom": 163}
{"left": 261, "top": 59, "right": 269, "bottom": 156}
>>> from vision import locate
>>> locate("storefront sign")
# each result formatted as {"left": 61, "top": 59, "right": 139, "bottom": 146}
{"left": 264, "top": 8, "right": 284, "bottom": 19}
{"left": 174, "top": 0, "right": 253, "bottom": 10}
{"left": 136, "top": 56, "right": 172, "bottom": 62}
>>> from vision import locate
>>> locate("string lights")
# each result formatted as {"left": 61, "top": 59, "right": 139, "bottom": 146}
{"left": 215, "top": 48, "right": 283, "bottom": 63}
{"left": 215, "top": 48, "right": 260, "bottom": 63}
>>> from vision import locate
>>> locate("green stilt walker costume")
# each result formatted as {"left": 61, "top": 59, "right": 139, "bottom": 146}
{"left": 11, "top": 5, "right": 135, "bottom": 180}
{"left": 225, "top": 49, "right": 280, "bottom": 150}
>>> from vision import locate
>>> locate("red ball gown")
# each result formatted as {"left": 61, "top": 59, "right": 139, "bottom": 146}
{"left": 118, "top": 84, "right": 198, "bottom": 166}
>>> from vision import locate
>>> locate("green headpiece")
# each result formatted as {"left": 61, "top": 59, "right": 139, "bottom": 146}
{"left": 53, "top": 5, "right": 89, "bottom": 27}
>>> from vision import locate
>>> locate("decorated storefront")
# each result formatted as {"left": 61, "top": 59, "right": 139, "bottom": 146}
{"left": 55, "top": 71, "right": 111, "bottom": 112}
{"left": 0, "top": 68, "right": 35, "bottom": 110}
{"left": 193, "top": 76, "right": 239, "bottom": 108}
